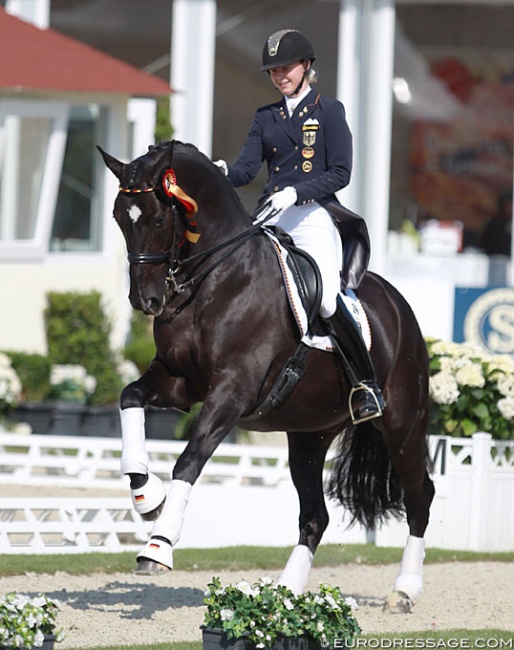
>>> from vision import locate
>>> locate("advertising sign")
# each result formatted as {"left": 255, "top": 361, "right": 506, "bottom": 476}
{"left": 454, "top": 287, "right": 514, "bottom": 355}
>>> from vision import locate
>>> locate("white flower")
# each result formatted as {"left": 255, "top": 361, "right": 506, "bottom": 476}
{"left": 429, "top": 371, "right": 459, "bottom": 405}
{"left": 317, "top": 621, "right": 325, "bottom": 632}
{"left": 498, "top": 396, "right": 514, "bottom": 420}
{"left": 118, "top": 359, "right": 140, "bottom": 385}
{"left": 0, "top": 360, "right": 22, "bottom": 406}
{"left": 489, "top": 355, "right": 514, "bottom": 374}
{"left": 324, "top": 594, "right": 340, "bottom": 609}
{"left": 454, "top": 363, "right": 485, "bottom": 388}
{"left": 220, "top": 608, "right": 234, "bottom": 621}
{"left": 49, "top": 364, "right": 96, "bottom": 400}
{"left": 496, "top": 374, "right": 514, "bottom": 397}
{"left": 283, "top": 597, "right": 294, "bottom": 611}
{"left": 33, "top": 629, "right": 45, "bottom": 647}
{"left": 0, "top": 352, "right": 12, "bottom": 369}
{"left": 345, "top": 596, "right": 359, "bottom": 610}
{"left": 236, "top": 580, "right": 257, "bottom": 597}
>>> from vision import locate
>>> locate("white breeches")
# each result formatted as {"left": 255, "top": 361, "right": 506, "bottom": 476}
{"left": 266, "top": 202, "right": 343, "bottom": 318}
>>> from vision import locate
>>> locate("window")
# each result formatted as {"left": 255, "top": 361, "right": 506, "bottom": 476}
{"left": 0, "top": 100, "right": 67, "bottom": 258}
{"left": 50, "top": 104, "right": 107, "bottom": 253}
{"left": 0, "top": 100, "right": 111, "bottom": 258}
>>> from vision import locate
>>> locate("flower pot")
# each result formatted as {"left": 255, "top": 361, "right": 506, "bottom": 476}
{"left": 144, "top": 406, "right": 181, "bottom": 440}
{"left": 48, "top": 401, "right": 87, "bottom": 436}
{"left": 202, "top": 628, "right": 321, "bottom": 650}
{"left": 203, "top": 628, "right": 252, "bottom": 650}
{"left": 81, "top": 406, "right": 121, "bottom": 438}
{"left": 7, "top": 402, "right": 55, "bottom": 434}
{"left": 41, "top": 634, "right": 56, "bottom": 650}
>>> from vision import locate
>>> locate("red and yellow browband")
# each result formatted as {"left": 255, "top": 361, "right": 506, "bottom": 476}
{"left": 118, "top": 168, "right": 200, "bottom": 243}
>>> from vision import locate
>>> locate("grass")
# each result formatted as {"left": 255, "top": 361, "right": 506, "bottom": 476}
{"left": 0, "top": 543, "right": 513, "bottom": 577}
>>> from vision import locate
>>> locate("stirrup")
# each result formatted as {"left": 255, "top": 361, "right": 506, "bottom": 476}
{"left": 349, "top": 383, "right": 384, "bottom": 425}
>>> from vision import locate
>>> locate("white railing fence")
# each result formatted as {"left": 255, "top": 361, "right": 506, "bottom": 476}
{"left": 0, "top": 432, "right": 513, "bottom": 554}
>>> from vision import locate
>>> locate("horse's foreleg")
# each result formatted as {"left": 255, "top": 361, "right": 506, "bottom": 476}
{"left": 277, "top": 431, "right": 336, "bottom": 594}
{"left": 119, "top": 363, "right": 193, "bottom": 525}
{"left": 136, "top": 393, "right": 243, "bottom": 574}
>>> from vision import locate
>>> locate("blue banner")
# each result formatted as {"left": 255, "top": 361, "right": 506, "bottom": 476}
{"left": 454, "top": 286, "right": 514, "bottom": 355}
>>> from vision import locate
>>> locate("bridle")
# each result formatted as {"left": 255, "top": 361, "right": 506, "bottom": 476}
{"left": 118, "top": 178, "right": 278, "bottom": 300}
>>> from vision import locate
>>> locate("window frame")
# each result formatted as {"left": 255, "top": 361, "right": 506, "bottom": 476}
{"left": 0, "top": 99, "right": 69, "bottom": 260}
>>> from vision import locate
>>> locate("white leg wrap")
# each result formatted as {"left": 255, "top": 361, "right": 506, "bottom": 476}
{"left": 151, "top": 479, "right": 192, "bottom": 547}
{"left": 120, "top": 408, "right": 148, "bottom": 475}
{"left": 276, "top": 544, "right": 314, "bottom": 595}
{"left": 394, "top": 535, "right": 425, "bottom": 604}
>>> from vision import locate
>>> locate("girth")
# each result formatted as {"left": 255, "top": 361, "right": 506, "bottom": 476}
{"left": 245, "top": 229, "right": 324, "bottom": 419}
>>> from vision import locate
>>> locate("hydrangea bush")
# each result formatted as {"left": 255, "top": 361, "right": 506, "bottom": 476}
{"left": 0, "top": 353, "right": 22, "bottom": 411}
{"left": 203, "top": 577, "right": 360, "bottom": 648}
{"left": 0, "top": 592, "right": 63, "bottom": 649}
{"left": 427, "top": 338, "right": 514, "bottom": 439}
{"left": 47, "top": 364, "right": 97, "bottom": 404}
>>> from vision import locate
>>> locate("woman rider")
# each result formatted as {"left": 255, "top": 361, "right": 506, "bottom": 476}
{"left": 215, "top": 29, "right": 385, "bottom": 424}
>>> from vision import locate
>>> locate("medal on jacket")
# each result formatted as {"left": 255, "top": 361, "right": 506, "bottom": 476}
{"left": 302, "top": 147, "right": 315, "bottom": 159}
{"left": 302, "top": 160, "right": 313, "bottom": 173}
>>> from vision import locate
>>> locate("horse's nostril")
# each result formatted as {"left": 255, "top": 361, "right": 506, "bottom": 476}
{"left": 144, "top": 297, "right": 163, "bottom": 315}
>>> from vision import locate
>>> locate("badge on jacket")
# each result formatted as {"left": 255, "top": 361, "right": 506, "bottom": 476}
{"left": 302, "top": 118, "right": 319, "bottom": 146}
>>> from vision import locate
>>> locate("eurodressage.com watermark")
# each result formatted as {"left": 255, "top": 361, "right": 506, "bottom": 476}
{"left": 321, "top": 639, "right": 514, "bottom": 649}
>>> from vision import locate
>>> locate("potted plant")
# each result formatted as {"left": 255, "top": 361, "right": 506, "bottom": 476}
{"left": 0, "top": 353, "right": 23, "bottom": 431}
{"left": 0, "top": 592, "right": 63, "bottom": 650}
{"left": 427, "top": 338, "right": 514, "bottom": 439}
{"left": 202, "top": 577, "right": 360, "bottom": 649}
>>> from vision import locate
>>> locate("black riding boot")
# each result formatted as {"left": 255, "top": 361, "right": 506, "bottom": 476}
{"left": 323, "top": 295, "right": 385, "bottom": 424}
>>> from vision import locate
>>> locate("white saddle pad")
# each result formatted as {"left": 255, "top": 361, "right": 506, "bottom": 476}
{"left": 264, "top": 228, "right": 372, "bottom": 352}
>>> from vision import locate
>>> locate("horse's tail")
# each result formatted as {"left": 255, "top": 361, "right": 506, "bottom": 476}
{"left": 326, "top": 423, "right": 404, "bottom": 529}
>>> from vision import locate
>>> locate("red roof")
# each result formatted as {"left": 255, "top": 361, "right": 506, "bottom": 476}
{"left": 0, "top": 7, "right": 172, "bottom": 96}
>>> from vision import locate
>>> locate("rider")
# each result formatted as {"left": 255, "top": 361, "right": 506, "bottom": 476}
{"left": 214, "top": 29, "right": 385, "bottom": 424}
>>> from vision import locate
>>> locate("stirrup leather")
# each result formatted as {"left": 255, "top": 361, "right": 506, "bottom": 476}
{"left": 349, "top": 383, "right": 384, "bottom": 424}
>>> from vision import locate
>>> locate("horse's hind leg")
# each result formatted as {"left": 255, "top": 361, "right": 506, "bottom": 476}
{"left": 278, "top": 431, "right": 336, "bottom": 594}
{"left": 384, "top": 423, "right": 435, "bottom": 612}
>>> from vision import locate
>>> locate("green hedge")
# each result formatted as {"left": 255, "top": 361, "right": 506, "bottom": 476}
{"left": 44, "top": 291, "right": 124, "bottom": 406}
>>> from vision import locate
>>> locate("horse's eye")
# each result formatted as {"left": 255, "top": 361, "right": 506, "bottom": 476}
{"left": 154, "top": 217, "right": 165, "bottom": 228}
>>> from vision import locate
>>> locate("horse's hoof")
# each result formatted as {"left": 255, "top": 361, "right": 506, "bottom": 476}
{"left": 383, "top": 591, "right": 413, "bottom": 614}
{"left": 135, "top": 558, "right": 172, "bottom": 576}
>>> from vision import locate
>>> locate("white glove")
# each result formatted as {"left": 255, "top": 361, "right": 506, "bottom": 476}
{"left": 253, "top": 186, "right": 297, "bottom": 223}
{"left": 213, "top": 159, "right": 228, "bottom": 176}
{"left": 269, "top": 186, "right": 297, "bottom": 213}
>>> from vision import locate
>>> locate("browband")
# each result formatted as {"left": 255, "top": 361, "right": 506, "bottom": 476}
{"left": 118, "top": 167, "right": 198, "bottom": 216}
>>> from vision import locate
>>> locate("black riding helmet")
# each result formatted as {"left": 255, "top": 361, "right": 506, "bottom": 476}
{"left": 261, "top": 29, "right": 316, "bottom": 72}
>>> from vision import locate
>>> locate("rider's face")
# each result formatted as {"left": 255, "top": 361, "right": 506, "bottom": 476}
{"left": 270, "top": 61, "right": 308, "bottom": 97}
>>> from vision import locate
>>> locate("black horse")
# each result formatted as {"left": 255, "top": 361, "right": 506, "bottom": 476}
{"left": 99, "top": 140, "right": 434, "bottom": 612}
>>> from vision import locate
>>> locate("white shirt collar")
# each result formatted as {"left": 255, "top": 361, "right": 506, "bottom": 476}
{"left": 285, "top": 86, "right": 312, "bottom": 116}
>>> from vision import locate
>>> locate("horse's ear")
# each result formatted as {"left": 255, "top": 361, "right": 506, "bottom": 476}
{"left": 150, "top": 141, "right": 176, "bottom": 186}
{"left": 96, "top": 145, "right": 125, "bottom": 180}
